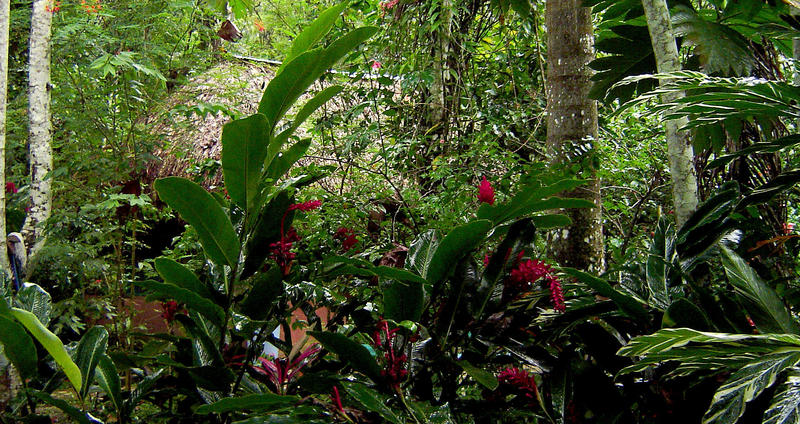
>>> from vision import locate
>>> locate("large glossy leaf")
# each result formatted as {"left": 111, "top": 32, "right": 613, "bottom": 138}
{"left": 703, "top": 351, "right": 800, "bottom": 424}
{"left": 383, "top": 279, "right": 424, "bottom": 322}
{"left": 196, "top": 393, "right": 300, "bottom": 414}
{"left": 663, "top": 298, "right": 712, "bottom": 330}
{"left": 95, "top": 354, "right": 122, "bottom": 414}
{"left": 10, "top": 308, "right": 82, "bottom": 393}
{"left": 341, "top": 381, "right": 403, "bottom": 424}
{"left": 763, "top": 369, "right": 800, "bottom": 424}
{"left": 738, "top": 169, "right": 800, "bottom": 211}
{"left": 406, "top": 230, "right": 440, "bottom": 279}
{"left": 16, "top": 283, "right": 52, "bottom": 324}
{"left": 222, "top": 114, "right": 270, "bottom": 212}
{"left": 136, "top": 280, "right": 225, "bottom": 328}
{"left": 476, "top": 219, "right": 536, "bottom": 317}
{"left": 618, "top": 328, "right": 800, "bottom": 359}
{"left": 309, "top": 331, "right": 382, "bottom": 382}
{"left": 562, "top": 267, "right": 649, "bottom": 322}
{"left": 477, "top": 179, "right": 587, "bottom": 224}
{"left": 74, "top": 326, "right": 109, "bottom": 399}
{"left": 0, "top": 314, "right": 37, "bottom": 379}
{"left": 155, "top": 177, "right": 240, "bottom": 268}
{"left": 720, "top": 246, "right": 800, "bottom": 335}
{"left": 154, "top": 258, "right": 217, "bottom": 301}
{"left": 676, "top": 181, "right": 739, "bottom": 259}
{"left": 259, "top": 27, "right": 377, "bottom": 130}
{"left": 279, "top": 2, "right": 348, "bottom": 74}
{"left": 426, "top": 220, "right": 492, "bottom": 287}
{"left": 175, "top": 314, "right": 226, "bottom": 366}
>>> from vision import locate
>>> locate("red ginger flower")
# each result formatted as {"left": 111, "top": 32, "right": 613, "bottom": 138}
{"left": 334, "top": 227, "right": 358, "bottom": 251}
{"left": 507, "top": 259, "right": 566, "bottom": 312}
{"left": 477, "top": 176, "right": 495, "bottom": 205}
{"left": 372, "top": 319, "right": 409, "bottom": 389}
{"left": 497, "top": 367, "right": 539, "bottom": 399}
{"left": 5, "top": 182, "right": 17, "bottom": 194}
{"left": 289, "top": 200, "right": 322, "bottom": 212}
{"left": 160, "top": 300, "right": 182, "bottom": 323}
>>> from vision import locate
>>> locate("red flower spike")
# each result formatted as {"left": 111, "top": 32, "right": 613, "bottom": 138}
{"left": 331, "top": 386, "right": 345, "bottom": 414}
{"left": 334, "top": 227, "right": 358, "bottom": 251}
{"left": 160, "top": 300, "right": 181, "bottom": 323}
{"left": 288, "top": 200, "right": 322, "bottom": 212}
{"left": 477, "top": 176, "right": 495, "bottom": 205}
{"left": 5, "top": 182, "right": 17, "bottom": 194}
{"left": 548, "top": 275, "right": 566, "bottom": 313}
{"left": 497, "top": 367, "right": 539, "bottom": 399}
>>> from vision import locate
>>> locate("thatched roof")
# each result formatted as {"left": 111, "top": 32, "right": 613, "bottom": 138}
{"left": 144, "top": 60, "right": 273, "bottom": 187}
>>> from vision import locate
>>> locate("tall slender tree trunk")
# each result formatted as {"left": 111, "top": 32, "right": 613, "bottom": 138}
{"left": 23, "top": 0, "right": 53, "bottom": 257}
{"left": 0, "top": 0, "right": 9, "bottom": 271}
{"left": 546, "top": 0, "right": 604, "bottom": 272}
{"left": 642, "top": 0, "right": 698, "bottom": 226}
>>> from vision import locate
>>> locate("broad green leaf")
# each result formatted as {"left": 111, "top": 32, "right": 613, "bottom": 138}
{"left": 562, "top": 267, "right": 649, "bottom": 322}
{"left": 703, "top": 352, "right": 800, "bottom": 424}
{"left": 589, "top": 25, "right": 656, "bottom": 102}
{"left": 155, "top": 177, "right": 240, "bottom": 268}
{"left": 406, "top": 230, "right": 440, "bottom": 279}
{"left": 384, "top": 279, "right": 424, "bottom": 322}
{"left": 477, "top": 179, "right": 587, "bottom": 224}
{"left": 427, "top": 220, "right": 492, "bottom": 287}
{"left": 708, "top": 134, "right": 800, "bottom": 168}
{"left": 341, "top": 381, "right": 403, "bottom": 424}
{"left": 0, "top": 314, "right": 37, "bottom": 379}
{"left": 74, "top": 326, "right": 109, "bottom": 400}
{"left": 763, "top": 369, "right": 800, "bottom": 424}
{"left": 196, "top": 393, "right": 300, "bottom": 414}
{"left": 10, "top": 308, "right": 82, "bottom": 393}
{"left": 672, "top": 5, "right": 754, "bottom": 76}
{"left": 720, "top": 246, "right": 800, "bottom": 335}
{"left": 95, "top": 354, "right": 122, "bottom": 414}
{"left": 457, "top": 361, "right": 498, "bottom": 390}
{"left": 309, "top": 331, "right": 382, "bottom": 382}
{"left": 222, "top": 114, "right": 270, "bottom": 212}
{"left": 663, "top": 298, "right": 712, "bottom": 330}
{"left": 124, "top": 369, "right": 164, "bottom": 416}
{"left": 240, "top": 266, "right": 283, "bottom": 320}
{"left": 136, "top": 280, "right": 225, "bottom": 328}
{"left": 175, "top": 314, "right": 226, "bottom": 367}
{"left": 259, "top": 26, "right": 377, "bottom": 130}
{"left": 739, "top": 169, "right": 800, "bottom": 211}
{"left": 676, "top": 181, "right": 739, "bottom": 259}
{"left": 279, "top": 2, "right": 348, "bottom": 74}
{"left": 154, "top": 258, "right": 217, "bottom": 301}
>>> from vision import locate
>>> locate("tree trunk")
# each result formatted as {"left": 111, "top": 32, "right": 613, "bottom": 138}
{"left": 22, "top": 0, "right": 53, "bottom": 258}
{"left": 642, "top": 0, "right": 698, "bottom": 226}
{"left": 546, "top": 0, "right": 604, "bottom": 272}
{"left": 0, "top": 0, "right": 9, "bottom": 271}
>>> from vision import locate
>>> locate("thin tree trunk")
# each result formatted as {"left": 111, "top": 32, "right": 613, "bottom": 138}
{"left": 22, "top": 0, "right": 53, "bottom": 258}
{"left": 430, "top": 0, "right": 452, "bottom": 133}
{"left": 642, "top": 0, "right": 698, "bottom": 226}
{"left": 0, "top": 0, "right": 9, "bottom": 271}
{"left": 546, "top": 0, "right": 604, "bottom": 272}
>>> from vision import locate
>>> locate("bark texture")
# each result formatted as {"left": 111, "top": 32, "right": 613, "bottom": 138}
{"left": 642, "top": 0, "right": 698, "bottom": 226}
{"left": 546, "top": 0, "right": 604, "bottom": 273}
{"left": 0, "top": 0, "right": 9, "bottom": 271}
{"left": 23, "top": 0, "right": 53, "bottom": 257}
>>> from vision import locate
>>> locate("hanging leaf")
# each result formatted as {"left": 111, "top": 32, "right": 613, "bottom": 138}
{"left": 265, "top": 139, "right": 312, "bottom": 182}
{"left": 562, "top": 267, "right": 650, "bottom": 322}
{"left": 16, "top": 283, "right": 52, "bottom": 324}
{"left": 95, "top": 354, "right": 122, "bottom": 414}
{"left": 10, "top": 308, "right": 82, "bottom": 393}
{"left": 672, "top": 5, "right": 754, "bottom": 76}
{"left": 646, "top": 217, "right": 676, "bottom": 310}
{"left": 155, "top": 177, "right": 240, "bottom": 268}
{"left": 154, "top": 258, "right": 217, "bottom": 302}
{"left": 384, "top": 279, "right": 424, "bottom": 323}
{"left": 457, "top": 361, "right": 498, "bottom": 390}
{"left": 136, "top": 280, "right": 226, "bottom": 328}
{"left": 589, "top": 25, "right": 657, "bottom": 102}
{"left": 240, "top": 266, "right": 284, "bottom": 320}
{"left": 406, "top": 230, "right": 440, "bottom": 279}
{"left": 241, "top": 191, "right": 293, "bottom": 279}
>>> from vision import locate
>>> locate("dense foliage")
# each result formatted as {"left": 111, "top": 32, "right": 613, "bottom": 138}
{"left": 4, "top": 0, "right": 800, "bottom": 423}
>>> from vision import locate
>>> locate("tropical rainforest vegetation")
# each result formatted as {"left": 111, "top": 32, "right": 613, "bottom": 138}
{"left": 4, "top": 0, "right": 800, "bottom": 422}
